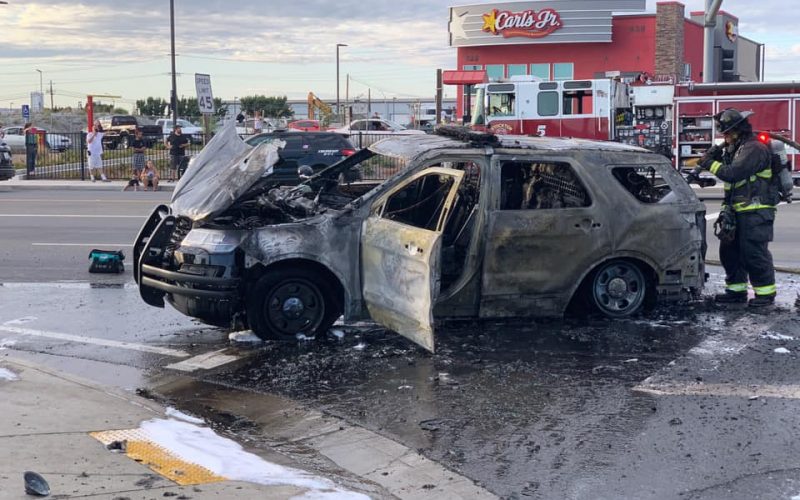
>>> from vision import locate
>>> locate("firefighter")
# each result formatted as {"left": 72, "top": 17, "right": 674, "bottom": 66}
{"left": 696, "top": 108, "right": 777, "bottom": 308}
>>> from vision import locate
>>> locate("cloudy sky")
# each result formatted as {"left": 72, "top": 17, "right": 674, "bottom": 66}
{"left": 1, "top": 0, "right": 798, "bottom": 111}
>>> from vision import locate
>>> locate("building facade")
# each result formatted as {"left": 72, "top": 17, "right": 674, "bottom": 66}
{"left": 447, "top": 0, "right": 763, "bottom": 117}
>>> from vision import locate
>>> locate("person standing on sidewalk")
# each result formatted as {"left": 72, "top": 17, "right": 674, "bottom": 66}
{"left": 696, "top": 108, "right": 777, "bottom": 309}
{"left": 87, "top": 120, "right": 108, "bottom": 182}
{"left": 23, "top": 122, "right": 37, "bottom": 177}
{"left": 165, "top": 124, "right": 189, "bottom": 182}
{"left": 129, "top": 128, "right": 146, "bottom": 180}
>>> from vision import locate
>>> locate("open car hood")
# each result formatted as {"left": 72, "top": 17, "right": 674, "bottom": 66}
{"left": 170, "top": 121, "right": 282, "bottom": 222}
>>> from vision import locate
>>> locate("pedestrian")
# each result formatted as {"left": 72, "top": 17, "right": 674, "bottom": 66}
{"left": 129, "top": 128, "right": 146, "bottom": 180}
{"left": 141, "top": 160, "right": 159, "bottom": 191}
{"left": 87, "top": 120, "right": 108, "bottom": 182}
{"left": 696, "top": 108, "right": 777, "bottom": 308}
{"left": 165, "top": 124, "right": 189, "bottom": 182}
{"left": 253, "top": 111, "right": 263, "bottom": 134}
{"left": 23, "top": 122, "right": 37, "bottom": 177}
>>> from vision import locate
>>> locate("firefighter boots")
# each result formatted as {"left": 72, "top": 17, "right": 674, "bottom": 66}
{"left": 748, "top": 294, "right": 776, "bottom": 308}
{"left": 714, "top": 290, "right": 747, "bottom": 304}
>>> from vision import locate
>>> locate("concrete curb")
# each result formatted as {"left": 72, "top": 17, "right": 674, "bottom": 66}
{"left": 0, "top": 176, "right": 175, "bottom": 192}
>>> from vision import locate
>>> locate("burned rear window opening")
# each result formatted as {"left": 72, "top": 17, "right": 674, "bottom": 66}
{"left": 610, "top": 165, "right": 675, "bottom": 204}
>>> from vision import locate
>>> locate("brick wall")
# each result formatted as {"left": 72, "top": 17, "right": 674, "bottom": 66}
{"left": 655, "top": 2, "right": 685, "bottom": 79}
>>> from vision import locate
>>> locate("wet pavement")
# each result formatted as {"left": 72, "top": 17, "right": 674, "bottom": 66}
{"left": 2, "top": 269, "right": 800, "bottom": 499}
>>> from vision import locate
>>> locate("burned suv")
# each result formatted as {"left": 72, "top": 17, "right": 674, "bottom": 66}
{"left": 134, "top": 125, "right": 706, "bottom": 352}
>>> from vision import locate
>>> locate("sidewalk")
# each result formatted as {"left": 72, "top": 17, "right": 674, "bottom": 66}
{"left": 0, "top": 358, "right": 369, "bottom": 499}
{"left": 0, "top": 174, "right": 176, "bottom": 192}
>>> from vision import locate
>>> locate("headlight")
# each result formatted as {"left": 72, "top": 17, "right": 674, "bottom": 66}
{"left": 180, "top": 229, "right": 242, "bottom": 253}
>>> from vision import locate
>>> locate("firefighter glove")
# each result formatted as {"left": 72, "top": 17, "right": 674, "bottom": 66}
{"left": 697, "top": 145, "right": 723, "bottom": 170}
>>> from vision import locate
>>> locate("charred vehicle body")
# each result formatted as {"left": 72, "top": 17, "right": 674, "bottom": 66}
{"left": 134, "top": 124, "right": 706, "bottom": 352}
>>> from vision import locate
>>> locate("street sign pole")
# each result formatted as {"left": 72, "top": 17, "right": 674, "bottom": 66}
{"left": 195, "top": 73, "right": 214, "bottom": 142}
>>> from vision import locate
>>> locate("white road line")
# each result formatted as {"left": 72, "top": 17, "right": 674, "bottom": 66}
{"left": 32, "top": 243, "right": 135, "bottom": 247}
{"left": 165, "top": 349, "right": 246, "bottom": 372}
{"left": 634, "top": 382, "right": 800, "bottom": 400}
{"left": 0, "top": 214, "right": 144, "bottom": 218}
{"left": 0, "top": 325, "right": 189, "bottom": 358}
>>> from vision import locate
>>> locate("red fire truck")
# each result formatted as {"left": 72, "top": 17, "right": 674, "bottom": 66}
{"left": 469, "top": 77, "right": 800, "bottom": 175}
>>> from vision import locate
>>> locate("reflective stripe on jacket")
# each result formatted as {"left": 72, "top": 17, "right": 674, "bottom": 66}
{"left": 708, "top": 134, "right": 774, "bottom": 213}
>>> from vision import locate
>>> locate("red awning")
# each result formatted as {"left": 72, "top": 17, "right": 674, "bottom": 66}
{"left": 442, "top": 70, "right": 487, "bottom": 85}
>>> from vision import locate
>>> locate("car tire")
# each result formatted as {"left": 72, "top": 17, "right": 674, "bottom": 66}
{"left": 120, "top": 135, "right": 130, "bottom": 149}
{"left": 589, "top": 259, "right": 648, "bottom": 318}
{"left": 246, "top": 268, "right": 341, "bottom": 341}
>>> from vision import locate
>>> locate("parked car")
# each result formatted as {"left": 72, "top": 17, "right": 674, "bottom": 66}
{"left": 134, "top": 126, "right": 706, "bottom": 352}
{"left": 0, "top": 140, "right": 14, "bottom": 180}
{"left": 42, "top": 130, "right": 72, "bottom": 152}
{"left": 0, "top": 126, "right": 72, "bottom": 153}
{"left": 287, "top": 119, "right": 323, "bottom": 131}
{"left": 243, "top": 131, "right": 356, "bottom": 184}
{"left": 96, "top": 115, "right": 162, "bottom": 150}
{"left": 331, "top": 118, "right": 426, "bottom": 148}
{"left": 156, "top": 118, "right": 204, "bottom": 144}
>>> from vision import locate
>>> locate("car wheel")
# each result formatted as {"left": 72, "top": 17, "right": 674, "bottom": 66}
{"left": 590, "top": 260, "right": 647, "bottom": 318}
{"left": 120, "top": 135, "right": 130, "bottom": 149}
{"left": 246, "top": 268, "right": 341, "bottom": 341}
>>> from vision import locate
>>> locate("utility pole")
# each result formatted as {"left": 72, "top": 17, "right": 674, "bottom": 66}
{"left": 169, "top": 0, "right": 178, "bottom": 125}
{"left": 49, "top": 80, "right": 54, "bottom": 110}
{"left": 336, "top": 43, "right": 347, "bottom": 118}
{"left": 435, "top": 69, "right": 443, "bottom": 125}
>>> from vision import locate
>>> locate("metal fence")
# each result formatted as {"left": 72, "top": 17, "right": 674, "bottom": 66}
{"left": 14, "top": 130, "right": 409, "bottom": 182}
{"left": 14, "top": 132, "right": 207, "bottom": 180}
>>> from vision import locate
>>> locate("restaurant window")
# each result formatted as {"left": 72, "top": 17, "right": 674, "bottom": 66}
{"left": 508, "top": 64, "right": 527, "bottom": 77}
{"left": 486, "top": 64, "right": 504, "bottom": 81}
{"left": 553, "top": 63, "right": 574, "bottom": 80}
{"left": 531, "top": 63, "right": 550, "bottom": 80}
{"left": 462, "top": 64, "right": 482, "bottom": 71}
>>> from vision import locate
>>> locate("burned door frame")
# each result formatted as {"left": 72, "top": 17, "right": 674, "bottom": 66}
{"left": 479, "top": 154, "right": 612, "bottom": 318}
{"left": 360, "top": 166, "right": 465, "bottom": 352}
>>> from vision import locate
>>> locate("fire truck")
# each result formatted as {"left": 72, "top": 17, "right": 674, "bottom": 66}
{"left": 469, "top": 76, "right": 800, "bottom": 176}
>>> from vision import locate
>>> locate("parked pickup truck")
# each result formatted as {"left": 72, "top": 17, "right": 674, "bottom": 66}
{"left": 97, "top": 115, "right": 162, "bottom": 150}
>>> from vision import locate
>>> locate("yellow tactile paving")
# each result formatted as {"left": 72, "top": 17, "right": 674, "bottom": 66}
{"left": 90, "top": 429, "right": 226, "bottom": 485}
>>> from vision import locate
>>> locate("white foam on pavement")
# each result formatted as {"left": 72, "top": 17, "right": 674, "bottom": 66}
{"left": 228, "top": 330, "right": 263, "bottom": 343}
{"left": 165, "top": 407, "right": 205, "bottom": 425}
{"left": 140, "top": 418, "right": 370, "bottom": 499}
{"left": 2, "top": 316, "right": 37, "bottom": 325}
{"left": 774, "top": 347, "right": 791, "bottom": 354}
{"left": 0, "top": 367, "right": 19, "bottom": 381}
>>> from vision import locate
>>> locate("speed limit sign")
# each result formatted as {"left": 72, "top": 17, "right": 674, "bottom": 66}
{"left": 194, "top": 73, "right": 215, "bottom": 114}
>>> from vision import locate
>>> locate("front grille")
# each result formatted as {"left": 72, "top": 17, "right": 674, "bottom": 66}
{"left": 166, "top": 216, "right": 192, "bottom": 260}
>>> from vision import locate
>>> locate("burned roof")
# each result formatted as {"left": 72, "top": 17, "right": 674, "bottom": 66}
{"left": 368, "top": 126, "right": 649, "bottom": 161}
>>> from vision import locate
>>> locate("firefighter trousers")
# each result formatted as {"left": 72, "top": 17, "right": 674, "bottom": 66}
{"left": 719, "top": 209, "right": 776, "bottom": 296}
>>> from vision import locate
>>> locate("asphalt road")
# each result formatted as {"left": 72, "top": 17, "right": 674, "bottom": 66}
{"left": 703, "top": 200, "right": 800, "bottom": 271}
{"left": 1, "top": 189, "right": 799, "bottom": 282}
{"left": 2, "top": 188, "right": 800, "bottom": 499}
{"left": 0, "top": 190, "right": 171, "bottom": 282}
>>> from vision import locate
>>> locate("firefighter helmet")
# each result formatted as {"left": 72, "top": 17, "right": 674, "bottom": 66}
{"left": 714, "top": 108, "right": 754, "bottom": 134}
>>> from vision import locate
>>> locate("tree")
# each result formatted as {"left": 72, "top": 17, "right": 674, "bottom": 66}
{"left": 136, "top": 96, "right": 227, "bottom": 120}
{"left": 239, "top": 95, "right": 293, "bottom": 118}
{"left": 136, "top": 97, "right": 169, "bottom": 117}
